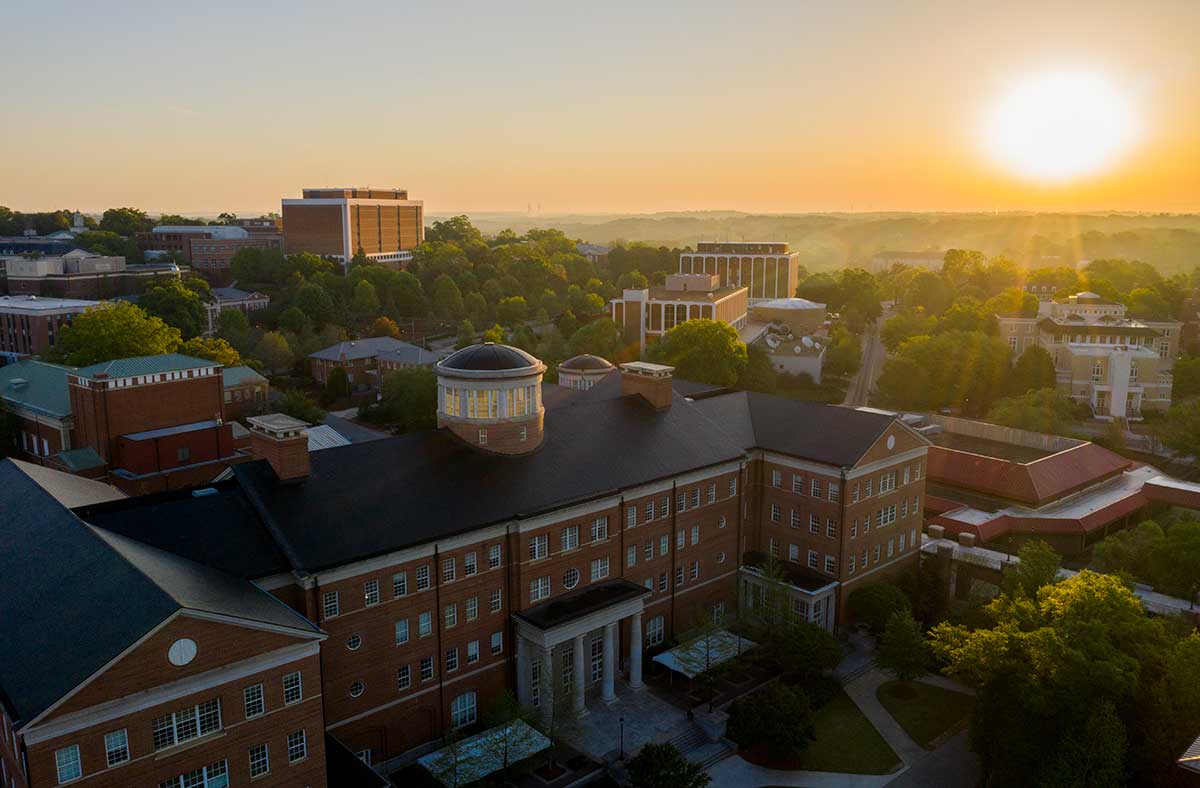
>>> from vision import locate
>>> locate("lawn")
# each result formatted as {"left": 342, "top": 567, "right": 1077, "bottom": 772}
{"left": 796, "top": 687, "right": 901, "bottom": 774}
{"left": 876, "top": 680, "right": 974, "bottom": 749}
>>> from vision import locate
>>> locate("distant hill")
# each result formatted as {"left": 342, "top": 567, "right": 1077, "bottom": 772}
{"left": 430, "top": 211, "right": 1200, "bottom": 274}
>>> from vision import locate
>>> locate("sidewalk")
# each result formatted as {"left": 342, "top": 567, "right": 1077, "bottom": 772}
{"left": 706, "top": 755, "right": 905, "bottom": 788}
{"left": 842, "top": 668, "right": 926, "bottom": 766}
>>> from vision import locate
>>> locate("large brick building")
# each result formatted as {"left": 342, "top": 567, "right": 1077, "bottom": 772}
{"left": 137, "top": 226, "right": 282, "bottom": 285}
{"left": 281, "top": 188, "right": 424, "bottom": 269}
{"left": 4, "top": 250, "right": 181, "bottom": 299}
{"left": 1, "top": 343, "right": 930, "bottom": 783}
{"left": 0, "top": 295, "right": 98, "bottom": 364}
{"left": 611, "top": 273, "right": 750, "bottom": 353}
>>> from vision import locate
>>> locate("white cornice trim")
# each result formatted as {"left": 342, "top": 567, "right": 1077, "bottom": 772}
{"left": 178, "top": 609, "right": 324, "bottom": 641}
{"left": 22, "top": 640, "right": 321, "bottom": 745}
{"left": 845, "top": 447, "right": 928, "bottom": 479}
{"left": 326, "top": 660, "right": 504, "bottom": 730}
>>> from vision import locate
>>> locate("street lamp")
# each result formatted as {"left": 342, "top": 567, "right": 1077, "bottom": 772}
{"left": 619, "top": 717, "right": 625, "bottom": 761}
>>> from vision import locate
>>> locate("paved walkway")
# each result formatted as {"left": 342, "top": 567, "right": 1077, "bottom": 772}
{"left": 708, "top": 756, "right": 905, "bottom": 788}
{"left": 556, "top": 682, "right": 688, "bottom": 761}
{"left": 843, "top": 668, "right": 926, "bottom": 766}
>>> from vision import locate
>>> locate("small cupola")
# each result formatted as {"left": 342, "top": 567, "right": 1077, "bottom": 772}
{"left": 434, "top": 342, "right": 547, "bottom": 455}
{"left": 247, "top": 413, "right": 311, "bottom": 482}
{"left": 557, "top": 354, "right": 615, "bottom": 390}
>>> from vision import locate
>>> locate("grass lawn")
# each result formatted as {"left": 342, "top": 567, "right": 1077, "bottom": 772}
{"left": 876, "top": 680, "right": 974, "bottom": 749}
{"left": 796, "top": 688, "right": 901, "bottom": 774}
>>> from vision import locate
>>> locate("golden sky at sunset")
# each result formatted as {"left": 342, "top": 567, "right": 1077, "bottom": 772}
{"left": 3, "top": 0, "right": 1197, "bottom": 215}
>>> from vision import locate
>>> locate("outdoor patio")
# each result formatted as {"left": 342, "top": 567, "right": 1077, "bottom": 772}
{"left": 557, "top": 682, "right": 690, "bottom": 761}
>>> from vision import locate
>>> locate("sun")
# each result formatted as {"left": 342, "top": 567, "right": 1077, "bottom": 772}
{"left": 983, "top": 70, "right": 1138, "bottom": 182}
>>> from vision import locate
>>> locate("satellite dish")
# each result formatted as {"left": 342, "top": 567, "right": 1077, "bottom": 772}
{"left": 801, "top": 336, "right": 815, "bottom": 348}
{"left": 793, "top": 346, "right": 803, "bottom": 353}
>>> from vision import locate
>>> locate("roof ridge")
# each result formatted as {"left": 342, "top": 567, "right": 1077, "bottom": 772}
{"left": 232, "top": 463, "right": 309, "bottom": 574}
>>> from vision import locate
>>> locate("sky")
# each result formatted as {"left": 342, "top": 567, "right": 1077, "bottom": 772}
{"left": 2, "top": 0, "right": 1197, "bottom": 215}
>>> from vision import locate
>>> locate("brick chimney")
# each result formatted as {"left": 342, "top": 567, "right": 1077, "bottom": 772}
{"left": 619, "top": 362, "right": 675, "bottom": 410}
{"left": 247, "top": 414, "right": 310, "bottom": 482}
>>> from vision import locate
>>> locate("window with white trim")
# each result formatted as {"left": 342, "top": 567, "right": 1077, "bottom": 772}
{"left": 626, "top": 507, "right": 637, "bottom": 529}
{"left": 659, "top": 573, "right": 668, "bottom": 591}
{"left": 828, "top": 483, "right": 840, "bottom": 502}
{"left": 690, "top": 525, "right": 699, "bottom": 545}
{"left": 464, "top": 552, "right": 477, "bottom": 576}
{"left": 467, "top": 640, "right": 480, "bottom": 664}
{"left": 561, "top": 525, "right": 579, "bottom": 552}
{"left": 880, "top": 471, "right": 897, "bottom": 493}
{"left": 849, "top": 555, "right": 857, "bottom": 575}
{"left": 627, "top": 546, "right": 637, "bottom": 567}
{"left": 451, "top": 692, "right": 477, "bottom": 728}
{"left": 249, "top": 743, "right": 269, "bottom": 778}
{"left": 421, "top": 656, "right": 435, "bottom": 681}
{"left": 661, "top": 495, "right": 671, "bottom": 517}
{"left": 809, "top": 513, "right": 819, "bottom": 534}
{"left": 827, "top": 519, "right": 837, "bottom": 538}
{"left": 851, "top": 520, "right": 858, "bottom": 539}
{"left": 152, "top": 699, "right": 222, "bottom": 750}
{"left": 591, "top": 517, "right": 608, "bottom": 542}
{"left": 364, "top": 579, "right": 380, "bottom": 605}
{"left": 770, "top": 503, "right": 781, "bottom": 522}
{"left": 397, "top": 665, "right": 411, "bottom": 690}
{"left": 419, "top": 611, "right": 433, "bottom": 636}
{"left": 824, "top": 555, "right": 836, "bottom": 574}
{"left": 350, "top": 680, "right": 364, "bottom": 698}
{"left": 442, "top": 557, "right": 456, "bottom": 583}
{"left": 888, "top": 538, "right": 895, "bottom": 558}
{"left": 772, "top": 469, "right": 783, "bottom": 487}
{"left": 691, "top": 488, "right": 700, "bottom": 508}
{"left": 392, "top": 572, "right": 408, "bottom": 598}
{"left": 660, "top": 535, "right": 669, "bottom": 556}
{"left": 416, "top": 565, "right": 431, "bottom": 590}
{"left": 728, "top": 477, "right": 737, "bottom": 497}
{"left": 322, "top": 592, "right": 339, "bottom": 618}
{"left": 769, "top": 538, "right": 779, "bottom": 557}
{"left": 446, "top": 648, "right": 459, "bottom": 672}
{"left": 808, "top": 549, "right": 819, "bottom": 569}
{"left": 676, "top": 529, "right": 685, "bottom": 549}
{"left": 865, "top": 479, "right": 873, "bottom": 497}
{"left": 491, "top": 631, "right": 504, "bottom": 654}
{"left": 811, "top": 479, "right": 822, "bottom": 498}
{"left": 104, "top": 729, "right": 129, "bottom": 767}
{"left": 852, "top": 483, "right": 860, "bottom": 502}
{"left": 791, "top": 473, "right": 803, "bottom": 493}
{"left": 287, "top": 731, "right": 307, "bottom": 763}
{"left": 283, "top": 672, "right": 302, "bottom": 704}
{"left": 444, "top": 603, "right": 457, "bottom": 628}
{"left": 677, "top": 492, "right": 686, "bottom": 512}
{"left": 899, "top": 533, "right": 906, "bottom": 551}
{"left": 158, "top": 759, "right": 227, "bottom": 788}
{"left": 647, "top": 615, "right": 665, "bottom": 646}
{"left": 488, "top": 544, "right": 502, "bottom": 568}
{"left": 789, "top": 543, "right": 800, "bottom": 562}
{"left": 530, "top": 534, "right": 548, "bottom": 560}
{"left": 707, "top": 484, "right": 716, "bottom": 503}
{"left": 490, "top": 588, "right": 503, "bottom": 612}
{"left": 244, "top": 684, "right": 264, "bottom": 718}
{"left": 531, "top": 576, "right": 551, "bottom": 601}
{"left": 645, "top": 501, "right": 654, "bottom": 522}
{"left": 395, "top": 619, "right": 409, "bottom": 645}
{"left": 644, "top": 540, "right": 653, "bottom": 560}
{"left": 689, "top": 560, "right": 699, "bottom": 580}
{"left": 676, "top": 566, "right": 685, "bottom": 586}
{"left": 590, "top": 557, "right": 610, "bottom": 581}
{"left": 466, "top": 597, "right": 478, "bottom": 621}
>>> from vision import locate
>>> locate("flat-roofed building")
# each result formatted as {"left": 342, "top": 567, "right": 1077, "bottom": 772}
{"left": 611, "top": 272, "right": 749, "bottom": 352}
{"left": 677, "top": 242, "right": 802, "bottom": 304}
{"left": 137, "top": 226, "right": 282, "bottom": 284}
{"left": 4, "top": 249, "right": 180, "bottom": 299}
{"left": 996, "top": 292, "right": 1181, "bottom": 420}
{"left": 282, "top": 188, "right": 423, "bottom": 269}
{"left": 0, "top": 294, "right": 98, "bottom": 363}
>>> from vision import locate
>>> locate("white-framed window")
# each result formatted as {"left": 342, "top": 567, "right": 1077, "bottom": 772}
{"left": 880, "top": 471, "right": 897, "bottom": 493}
{"left": 322, "top": 591, "right": 339, "bottom": 618}
{"left": 490, "top": 588, "right": 503, "bottom": 611}
{"left": 874, "top": 545, "right": 882, "bottom": 563}
{"left": 530, "top": 534, "right": 548, "bottom": 561}
{"left": 914, "top": 463, "right": 921, "bottom": 480}
{"left": 888, "top": 538, "right": 895, "bottom": 558}
{"left": 349, "top": 680, "right": 364, "bottom": 698}
{"left": 283, "top": 672, "right": 302, "bottom": 704}
{"left": 899, "top": 533, "right": 907, "bottom": 551}
{"left": 419, "top": 611, "right": 433, "bottom": 636}
{"left": 416, "top": 565, "right": 431, "bottom": 590}
{"left": 627, "top": 507, "right": 637, "bottom": 529}
{"left": 707, "top": 483, "right": 717, "bottom": 503}
{"left": 677, "top": 492, "right": 686, "bottom": 512}
{"left": 691, "top": 488, "right": 700, "bottom": 508}
{"left": 852, "top": 483, "right": 860, "bottom": 502}
{"left": 772, "top": 469, "right": 783, "bottom": 487}
{"left": 660, "top": 534, "right": 669, "bottom": 556}
{"left": 769, "top": 537, "right": 779, "bottom": 557}
{"left": 531, "top": 576, "right": 551, "bottom": 601}
{"left": 591, "top": 517, "right": 609, "bottom": 542}
{"left": 809, "top": 513, "right": 820, "bottom": 534}
{"left": 287, "top": 731, "right": 307, "bottom": 763}
{"left": 717, "top": 551, "right": 727, "bottom": 563}
{"left": 466, "top": 597, "right": 478, "bottom": 621}
{"left": 491, "top": 631, "right": 504, "bottom": 654}
{"left": 104, "top": 729, "right": 129, "bottom": 767}
{"left": 729, "top": 477, "right": 737, "bottom": 497}
{"left": 467, "top": 640, "right": 480, "bottom": 664}
{"left": 627, "top": 546, "right": 637, "bottom": 567}
{"left": 244, "top": 684, "right": 265, "bottom": 718}
{"left": 788, "top": 543, "right": 800, "bottom": 562}
{"left": 770, "top": 503, "right": 781, "bottom": 522}
{"left": 849, "top": 555, "right": 857, "bottom": 575}
{"left": 719, "top": 515, "right": 727, "bottom": 529}
{"left": 249, "top": 743, "right": 269, "bottom": 778}
{"left": 690, "top": 525, "right": 700, "bottom": 545}
{"left": 395, "top": 619, "right": 409, "bottom": 645}
{"left": 564, "top": 567, "right": 580, "bottom": 589}
{"left": 159, "top": 759, "right": 227, "bottom": 788}
{"left": 689, "top": 560, "right": 699, "bottom": 580}
{"left": 644, "top": 540, "right": 653, "bottom": 560}
{"left": 865, "top": 479, "right": 873, "bottom": 497}
{"left": 392, "top": 572, "right": 408, "bottom": 598}
{"left": 807, "top": 550, "right": 819, "bottom": 569}
{"left": 421, "top": 656, "right": 435, "bottom": 681}
{"left": 451, "top": 691, "right": 478, "bottom": 729}
{"left": 810, "top": 479, "right": 822, "bottom": 498}
{"left": 661, "top": 495, "right": 671, "bottom": 517}
{"left": 791, "top": 473, "right": 803, "bottom": 493}
{"left": 675, "top": 566, "right": 685, "bottom": 586}
{"left": 903, "top": 466, "right": 911, "bottom": 485}
{"left": 397, "top": 666, "right": 411, "bottom": 690}
{"left": 827, "top": 519, "right": 837, "bottom": 538}
{"left": 445, "top": 603, "right": 457, "bottom": 628}
{"left": 152, "top": 699, "right": 222, "bottom": 750}
{"left": 478, "top": 428, "right": 488, "bottom": 445}
{"left": 464, "top": 552, "right": 477, "bottom": 576}
{"left": 561, "top": 525, "right": 579, "bottom": 552}
{"left": 488, "top": 544, "right": 502, "bottom": 568}
{"left": 901, "top": 500, "right": 909, "bottom": 519}
{"left": 647, "top": 615, "right": 665, "bottom": 646}
{"left": 828, "top": 483, "right": 840, "bottom": 502}
{"left": 824, "top": 555, "right": 836, "bottom": 574}
{"left": 55, "top": 744, "right": 81, "bottom": 783}
{"left": 590, "top": 557, "right": 610, "bottom": 581}
{"left": 446, "top": 648, "right": 459, "bottom": 672}
{"left": 364, "top": 579, "right": 380, "bottom": 605}
{"left": 442, "top": 557, "right": 456, "bottom": 583}
{"left": 645, "top": 501, "right": 654, "bottom": 522}
{"left": 676, "top": 529, "right": 685, "bottom": 549}
{"left": 645, "top": 576, "right": 654, "bottom": 590}
{"left": 659, "top": 573, "right": 668, "bottom": 591}
{"left": 851, "top": 520, "right": 858, "bottom": 539}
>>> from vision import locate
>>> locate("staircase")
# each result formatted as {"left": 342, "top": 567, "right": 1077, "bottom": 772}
{"left": 668, "top": 724, "right": 734, "bottom": 770}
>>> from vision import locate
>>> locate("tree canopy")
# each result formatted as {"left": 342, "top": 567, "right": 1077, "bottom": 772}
{"left": 47, "top": 302, "right": 181, "bottom": 366}
{"left": 648, "top": 319, "right": 748, "bottom": 387}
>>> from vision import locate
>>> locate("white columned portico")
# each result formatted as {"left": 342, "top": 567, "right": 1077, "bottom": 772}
{"left": 572, "top": 633, "right": 587, "bottom": 715}
{"left": 628, "top": 612, "right": 644, "bottom": 689}
{"left": 601, "top": 622, "right": 617, "bottom": 703}
{"left": 539, "top": 644, "right": 555, "bottom": 725}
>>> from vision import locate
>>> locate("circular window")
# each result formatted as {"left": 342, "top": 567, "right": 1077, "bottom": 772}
{"left": 717, "top": 552, "right": 727, "bottom": 564}
{"left": 347, "top": 634, "right": 362, "bottom": 651}
{"left": 563, "top": 568, "right": 580, "bottom": 590}
{"left": 350, "top": 681, "right": 365, "bottom": 698}
{"left": 167, "top": 638, "right": 197, "bottom": 666}
{"left": 887, "top": 435, "right": 896, "bottom": 450}
{"left": 718, "top": 516, "right": 727, "bottom": 529}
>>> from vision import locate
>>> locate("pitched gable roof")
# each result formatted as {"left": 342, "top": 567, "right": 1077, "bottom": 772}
{"left": 74, "top": 353, "right": 217, "bottom": 380}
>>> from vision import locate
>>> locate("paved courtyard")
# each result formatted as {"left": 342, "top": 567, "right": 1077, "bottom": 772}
{"left": 557, "top": 683, "right": 689, "bottom": 761}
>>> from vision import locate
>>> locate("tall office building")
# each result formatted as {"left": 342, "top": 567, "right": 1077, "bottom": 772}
{"left": 281, "top": 188, "right": 424, "bottom": 268}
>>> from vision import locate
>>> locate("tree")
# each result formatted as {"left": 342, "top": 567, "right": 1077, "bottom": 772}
{"left": 626, "top": 742, "right": 711, "bottom": 788}
{"left": 556, "top": 309, "right": 578, "bottom": 338}
{"left": 481, "top": 324, "right": 505, "bottom": 344}
{"left": 823, "top": 325, "right": 862, "bottom": 378}
{"left": 253, "top": 331, "right": 294, "bottom": 374}
{"left": 985, "top": 287, "right": 1039, "bottom": 318}
{"left": 98, "top": 206, "right": 152, "bottom": 236}
{"left": 218, "top": 307, "right": 250, "bottom": 336}
{"left": 905, "top": 270, "right": 955, "bottom": 315}
{"left": 369, "top": 367, "right": 438, "bottom": 433}
{"left": 138, "top": 280, "right": 208, "bottom": 339}
{"left": 479, "top": 690, "right": 541, "bottom": 773}
{"left": 496, "top": 296, "right": 528, "bottom": 327}
{"left": 726, "top": 683, "right": 816, "bottom": 761}
{"left": 1156, "top": 399, "right": 1200, "bottom": 458}
{"left": 767, "top": 620, "right": 842, "bottom": 682}
{"left": 1003, "top": 539, "right": 1061, "bottom": 597}
{"left": 1008, "top": 345, "right": 1056, "bottom": 395}
{"left": 278, "top": 306, "right": 310, "bottom": 335}
{"left": 48, "top": 302, "right": 181, "bottom": 366}
{"left": 876, "top": 330, "right": 1011, "bottom": 415}
{"left": 1091, "top": 520, "right": 1165, "bottom": 581}
{"left": 986, "top": 388, "right": 1079, "bottom": 434}
{"left": 846, "top": 582, "right": 911, "bottom": 633}
{"left": 350, "top": 280, "right": 380, "bottom": 321}
{"left": 875, "top": 612, "right": 928, "bottom": 682}
{"left": 1172, "top": 356, "right": 1200, "bottom": 401}
{"left": 293, "top": 282, "right": 335, "bottom": 328}
{"left": 368, "top": 316, "right": 400, "bottom": 339}
{"left": 881, "top": 310, "right": 937, "bottom": 353}
{"left": 277, "top": 389, "right": 324, "bottom": 425}
{"left": 1149, "top": 520, "right": 1200, "bottom": 603}
{"left": 736, "top": 343, "right": 778, "bottom": 393}
{"left": 455, "top": 320, "right": 476, "bottom": 349}
{"left": 180, "top": 337, "right": 242, "bottom": 367}
{"left": 432, "top": 274, "right": 466, "bottom": 320}
{"left": 648, "top": 319, "right": 748, "bottom": 387}
{"left": 568, "top": 318, "right": 622, "bottom": 359}
{"left": 938, "top": 297, "right": 996, "bottom": 334}
{"left": 325, "top": 367, "right": 351, "bottom": 402}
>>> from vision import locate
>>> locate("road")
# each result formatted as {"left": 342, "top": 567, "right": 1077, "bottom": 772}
{"left": 843, "top": 312, "right": 888, "bottom": 407}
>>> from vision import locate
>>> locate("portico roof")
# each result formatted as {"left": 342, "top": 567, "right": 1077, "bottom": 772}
{"left": 514, "top": 579, "right": 649, "bottom": 631}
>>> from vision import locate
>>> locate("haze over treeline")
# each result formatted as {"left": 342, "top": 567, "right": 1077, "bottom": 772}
{"left": 440, "top": 211, "right": 1200, "bottom": 274}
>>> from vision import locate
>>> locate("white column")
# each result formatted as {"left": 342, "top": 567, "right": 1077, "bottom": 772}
{"left": 628, "top": 613, "right": 644, "bottom": 689}
{"left": 573, "top": 633, "right": 587, "bottom": 716}
{"left": 515, "top": 637, "right": 530, "bottom": 706}
{"left": 601, "top": 622, "right": 617, "bottom": 703}
{"left": 539, "top": 644, "right": 556, "bottom": 725}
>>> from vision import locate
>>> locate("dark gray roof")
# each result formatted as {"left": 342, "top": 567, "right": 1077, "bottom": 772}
{"left": 559, "top": 354, "right": 614, "bottom": 371}
{"left": 0, "top": 360, "right": 73, "bottom": 418}
{"left": 439, "top": 342, "right": 539, "bottom": 372}
{"left": 0, "top": 461, "right": 315, "bottom": 725}
{"left": 234, "top": 390, "right": 745, "bottom": 572}
{"left": 309, "top": 336, "right": 424, "bottom": 363}
{"left": 326, "top": 733, "right": 391, "bottom": 787}
{"left": 515, "top": 579, "right": 648, "bottom": 630}
{"left": 689, "top": 390, "right": 896, "bottom": 468}
{"left": 75, "top": 354, "right": 216, "bottom": 380}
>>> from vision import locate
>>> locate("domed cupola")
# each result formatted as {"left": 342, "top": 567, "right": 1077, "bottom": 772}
{"left": 435, "top": 342, "right": 547, "bottom": 454}
{"left": 557, "top": 354, "right": 615, "bottom": 390}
